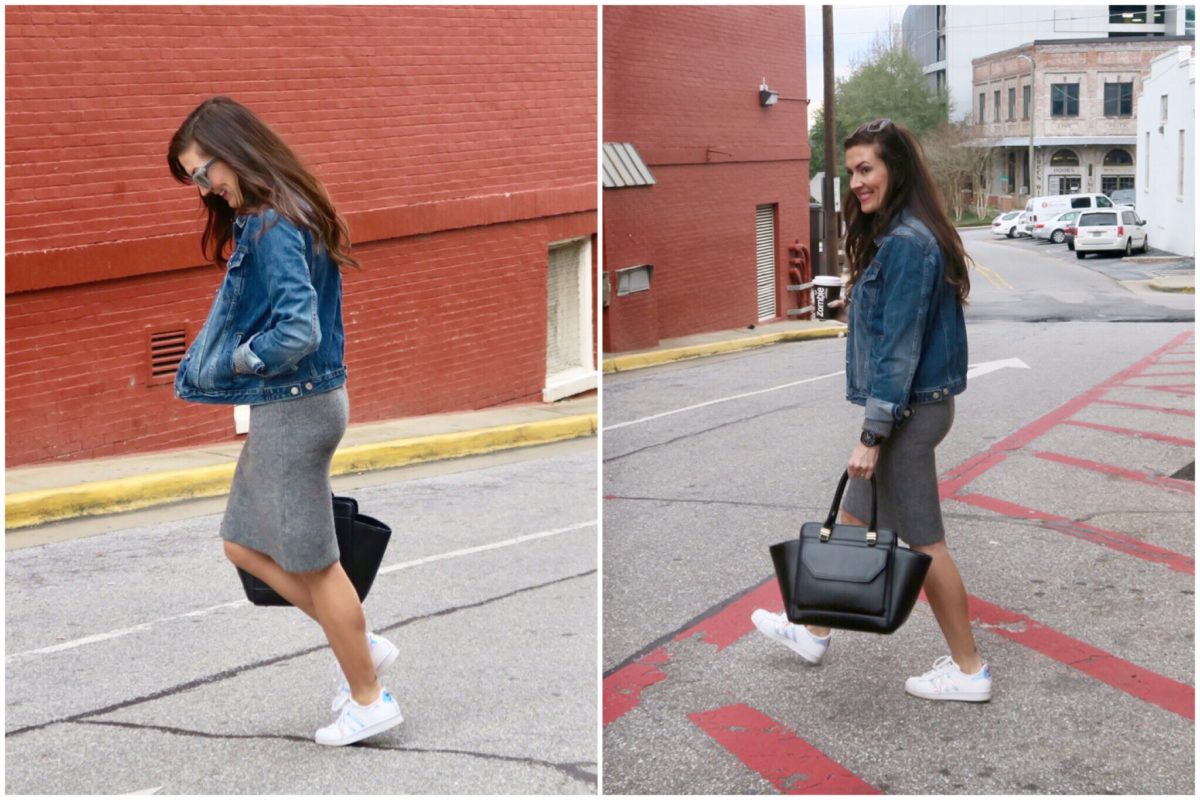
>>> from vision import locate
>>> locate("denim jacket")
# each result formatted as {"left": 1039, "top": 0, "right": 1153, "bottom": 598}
{"left": 845, "top": 208, "right": 967, "bottom": 436}
{"left": 175, "top": 209, "right": 346, "bottom": 405}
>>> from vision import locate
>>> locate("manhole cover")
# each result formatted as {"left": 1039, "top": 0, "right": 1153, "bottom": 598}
{"left": 1171, "top": 461, "right": 1194, "bottom": 481}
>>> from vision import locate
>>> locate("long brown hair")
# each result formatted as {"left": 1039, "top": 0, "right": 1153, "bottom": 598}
{"left": 167, "top": 96, "right": 359, "bottom": 269}
{"left": 842, "top": 120, "right": 969, "bottom": 303}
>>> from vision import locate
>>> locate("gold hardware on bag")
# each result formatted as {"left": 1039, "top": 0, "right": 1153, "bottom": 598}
{"left": 820, "top": 527, "right": 832, "bottom": 542}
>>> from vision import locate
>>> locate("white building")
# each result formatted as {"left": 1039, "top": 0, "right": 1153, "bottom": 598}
{"left": 1136, "top": 45, "right": 1195, "bottom": 256}
{"left": 903, "top": 5, "right": 1196, "bottom": 122}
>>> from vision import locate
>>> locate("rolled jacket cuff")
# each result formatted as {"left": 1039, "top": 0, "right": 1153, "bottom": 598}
{"left": 864, "top": 396, "right": 906, "bottom": 438}
{"left": 233, "top": 337, "right": 266, "bottom": 376}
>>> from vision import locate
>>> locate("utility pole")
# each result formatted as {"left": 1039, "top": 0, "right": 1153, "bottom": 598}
{"left": 822, "top": 5, "right": 838, "bottom": 278}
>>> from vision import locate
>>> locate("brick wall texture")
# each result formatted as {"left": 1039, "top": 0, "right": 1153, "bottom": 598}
{"left": 5, "top": 6, "right": 597, "bottom": 466}
{"left": 602, "top": 6, "right": 810, "bottom": 352}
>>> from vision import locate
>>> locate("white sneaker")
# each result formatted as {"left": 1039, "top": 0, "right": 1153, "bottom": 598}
{"left": 332, "top": 632, "right": 400, "bottom": 711}
{"left": 315, "top": 687, "right": 404, "bottom": 746}
{"left": 905, "top": 655, "right": 992, "bottom": 702}
{"left": 750, "top": 609, "right": 830, "bottom": 664}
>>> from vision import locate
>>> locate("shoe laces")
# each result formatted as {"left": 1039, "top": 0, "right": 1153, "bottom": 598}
{"left": 921, "top": 655, "right": 958, "bottom": 680}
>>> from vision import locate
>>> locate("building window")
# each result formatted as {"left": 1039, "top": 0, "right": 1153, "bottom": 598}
{"left": 1023, "top": 85, "right": 1031, "bottom": 120}
{"left": 1101, "top": 175, "right": 1136, "bottom": 194}
{"left": 1103, "top": 82, "right": 1133, "bottom": 116}
{"left": 979, "top": 93, "right": 986, "bottom": 123}
{"left": 1109, "top": 4, "right": 1148, "bottom": 24}
{"left": 1152, "top": 4, "right": 1165, "bottom": 24}
{"left": 1180, "top": 130, "right": 1187, "bottom": 198}
{"left": 1051, "top": 149, "right": 1080, "bottom": 167}
{"left": 1103, "top": 148, "right": 1133, "bottom": 166}
{"left": 1160, "top": 94, "right": 1169, "bottom": 122}
{"left": 994, "top": 90, "right": 1001, "bottom": 122}
{"left": 1187, "top": 6, "right": 1195, "bottom": 35}
{"left": 1006, "top": 152, "right": 1017, "bottom": 193}
{"left": 1051, "top": 83, "right": 1079, "bottom": 116}
{"left": 1008, "top": 88, "right": 1016, "bottom": 120}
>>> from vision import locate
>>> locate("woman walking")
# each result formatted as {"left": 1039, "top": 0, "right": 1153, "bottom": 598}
{"left": 752, "top": 119, "right": 991, "bottom": 702}
{"left": 168, "top": 96, "right": 405, "bottom": 743}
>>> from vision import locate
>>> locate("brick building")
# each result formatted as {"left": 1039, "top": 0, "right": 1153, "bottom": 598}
{"left": 602, "top": 6, "right": 810, "bottom": 353}
{"left": 969, "top": 35, "right": 1192, "bottom": 207}
{"left": 5, "top": 6, "right": 597, "bottom": 466}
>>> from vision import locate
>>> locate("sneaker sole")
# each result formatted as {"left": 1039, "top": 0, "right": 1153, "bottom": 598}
{"left": 753, "top": 620, "right": 825, "bottom": 664}
{"left": 904, "top": 685, "right": 991, "bottom": 702}
{"left": 315, "top": 708, "right": 404, "bottom": 747}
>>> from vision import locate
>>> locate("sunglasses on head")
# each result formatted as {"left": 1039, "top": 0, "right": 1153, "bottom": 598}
{"left": 189, "top": 157, "right": 218, "bottom": 190}
{"left": 857, "top": 118, "right": 892, "bottom": 135}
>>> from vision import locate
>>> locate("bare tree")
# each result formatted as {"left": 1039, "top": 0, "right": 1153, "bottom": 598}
{"left": 923, "top": 120, "right": 996, "bottom": 222}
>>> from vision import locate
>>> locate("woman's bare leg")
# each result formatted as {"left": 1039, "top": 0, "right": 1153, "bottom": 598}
{"left": 296, "top": 561, "right": 381, "bottom": 706}
{"left": 911, "top": 539, "right": 983, "bottom": 673}
{"left": 224, "top": 540, "right": 318, "bottom": 619}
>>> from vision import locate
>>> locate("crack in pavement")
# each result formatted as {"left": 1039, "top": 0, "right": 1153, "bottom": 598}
{"left": 71, "top": 719, "right": 597, "bottom": 786}
{"left": 5, "top": 569, "right": 596, "bottom": 739}
{"left": 603, "top": 402, "right": 806, "bottom": 463}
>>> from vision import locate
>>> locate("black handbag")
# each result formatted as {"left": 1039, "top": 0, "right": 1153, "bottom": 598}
{"left": 769, "top": 470, "right": 932, "bottom": 634}
{"left": 236, "top": 495, "right": 392, "bottom": 607}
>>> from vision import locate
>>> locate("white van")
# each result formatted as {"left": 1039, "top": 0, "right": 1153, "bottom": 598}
{"left": 1025, "top": 193, "right": 1116, "bottom": 226}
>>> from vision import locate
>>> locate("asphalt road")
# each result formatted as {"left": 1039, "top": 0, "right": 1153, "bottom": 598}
{"left": 601, "top": 232, "right": 1195, "bottom": 794}
{"left": 5, "top": 439, "right": 598, "bottom": 794}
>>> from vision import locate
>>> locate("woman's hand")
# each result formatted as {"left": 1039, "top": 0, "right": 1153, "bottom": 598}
{"left": 826, "top": 298, "right": 849, "bottom": 323}
{"left": 848, "top": 442, "right": 880, "bottom": 480}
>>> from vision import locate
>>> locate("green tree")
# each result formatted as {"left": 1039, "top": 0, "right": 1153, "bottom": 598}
{"left": 809, "top": 42, "right": 949, "bottom": 176}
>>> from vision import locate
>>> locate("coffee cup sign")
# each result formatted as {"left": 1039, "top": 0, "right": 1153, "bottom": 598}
{"left": 813, "top": 276, "right": 843, "bottom": 320}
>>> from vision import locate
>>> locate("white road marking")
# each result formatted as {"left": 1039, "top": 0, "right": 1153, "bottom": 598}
{"left": 603, "top": 370, "right": 847, "bottom": 431}
{"left": 967, "top": 358, "right": 1031, "bottom": 379}
{"left": 5, "top": 520, "right": 595, "bottom": 663}
{"left": 124, "top": 788, "right": 162, "bottom": 795}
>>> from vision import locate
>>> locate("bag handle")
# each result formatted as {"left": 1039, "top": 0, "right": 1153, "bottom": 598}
{"left": 819, "top": 470, "right": 879, "bottom": 546}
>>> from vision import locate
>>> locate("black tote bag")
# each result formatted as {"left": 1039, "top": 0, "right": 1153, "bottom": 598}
{"left": 769, "top": 471, "right": 931, "bottom": 634}
{"left": 236, "top": 495, "right": 392, "bottom": 607}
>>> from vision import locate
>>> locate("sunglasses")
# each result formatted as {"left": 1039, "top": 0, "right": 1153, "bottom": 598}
{"left": 189, "top": 157, "right": 219, "bottom": 190}
{"left": 856, "top": 118, "right": 892, "bottom": 135}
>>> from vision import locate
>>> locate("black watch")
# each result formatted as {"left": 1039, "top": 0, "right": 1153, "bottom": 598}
{"left": 860, "top": 430, "right": 886, "bottom": 447}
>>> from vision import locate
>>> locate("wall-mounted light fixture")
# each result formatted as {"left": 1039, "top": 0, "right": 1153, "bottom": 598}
{"left": 759, "top": 79, "right": 779, "bottom": 107}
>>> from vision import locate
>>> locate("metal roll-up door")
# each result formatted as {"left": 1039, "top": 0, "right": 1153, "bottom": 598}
{"left": 755, "top": 204, "right": 777, "bottom": 321}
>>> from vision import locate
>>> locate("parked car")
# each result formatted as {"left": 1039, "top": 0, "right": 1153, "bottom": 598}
{"left": 1074, "top": 209, "right": 1148, "bottom": 258}
{"left": 1032, "top": 209, "right": 1079, "bottom": 244}
{"left": 1109, "top": 188, "right": 1136, "bottom": 210}
{"left": 1025, "top": 192, "right": 1117, "bottom": 228}
{"left": 1015, "top": 212, "right": 1031, "bottom": 237}
{"left": 991, "top": 210, "right": 1023, "bottom": 238}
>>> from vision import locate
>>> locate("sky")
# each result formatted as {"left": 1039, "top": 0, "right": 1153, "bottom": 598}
{"left": 804, "top": 4, "right": 910, "bottom": 129}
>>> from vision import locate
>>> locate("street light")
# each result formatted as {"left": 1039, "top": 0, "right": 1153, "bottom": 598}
{"left": 1016, "top": 52, "right": 1036, "bottom": 199}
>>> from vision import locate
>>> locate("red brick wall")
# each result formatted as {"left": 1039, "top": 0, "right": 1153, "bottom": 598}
{"left": 5, "top": 6, "right": 597, "bottom": 466}
{"left": 602, "top": 6, "right": 809, "bottom": 352}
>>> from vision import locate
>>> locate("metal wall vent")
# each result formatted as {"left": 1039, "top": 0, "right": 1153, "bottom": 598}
{"left": 603, "top": 143, "right": 656, "bottom": 188}
{"left": 148, "top": 329, "right": 187, "bottom": 385}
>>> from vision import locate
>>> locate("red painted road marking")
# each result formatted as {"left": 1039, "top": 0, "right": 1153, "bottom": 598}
{"left": 969, "top": 595, "right": 1194, "bottom": 720}
{"left": 1061, "top": 419, "right": 1194, "bottom": 447}
{"left": 1139, "top": 385, "right": 1195, "bottom": 396}
{"left": 689, "top": 704, "right": 881, "bottom": 795}
{"left": 674, "top": 579, "right": 780, "bottom": 651}
{"left": 1092, "top": 398, "right": 1194, "bottom": 417}
{"left": 1129, "top": 370, "right": 1194, "bottom": 377}
{"left": 602, "top": 647, "right": 669, "bottom": 726}
{"left": 954, "top": 492, "right": 1195, "bottom": 574}
{"left": 1030, "top": 450, "right": 1195, "bottom": 495}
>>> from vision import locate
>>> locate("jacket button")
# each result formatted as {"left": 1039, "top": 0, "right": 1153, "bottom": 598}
{"left": 305, "top": 382, "right": 313, "bottom": 390}
{"left": 291, "top": 387, "right": 300, "bottom": 396}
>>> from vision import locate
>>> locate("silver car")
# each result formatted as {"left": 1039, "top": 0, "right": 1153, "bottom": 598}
{"left": 1032, "top": 210, "right": 1079, "bottom": 244}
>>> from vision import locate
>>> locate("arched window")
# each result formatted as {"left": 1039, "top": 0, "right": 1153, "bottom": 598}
{"left": 1051, "top": 149, "right": 1080, "bottom": 166}
{"left": 1103, "top": 148, "right": 1133, "bottom": 166}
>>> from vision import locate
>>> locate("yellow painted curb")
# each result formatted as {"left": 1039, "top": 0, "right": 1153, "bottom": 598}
{"left": 5, "top": 414, "right": 597, "bottom": 531}
{"left": 603, "top": 326, "right": 846, "bottom": 373}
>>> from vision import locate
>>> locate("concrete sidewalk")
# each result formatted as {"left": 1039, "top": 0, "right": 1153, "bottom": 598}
{"left": 5, "top": 397, "right": 597, "bottom": 531}
{"left": 603, "top": 318, "right": 846, "bottom": 373}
